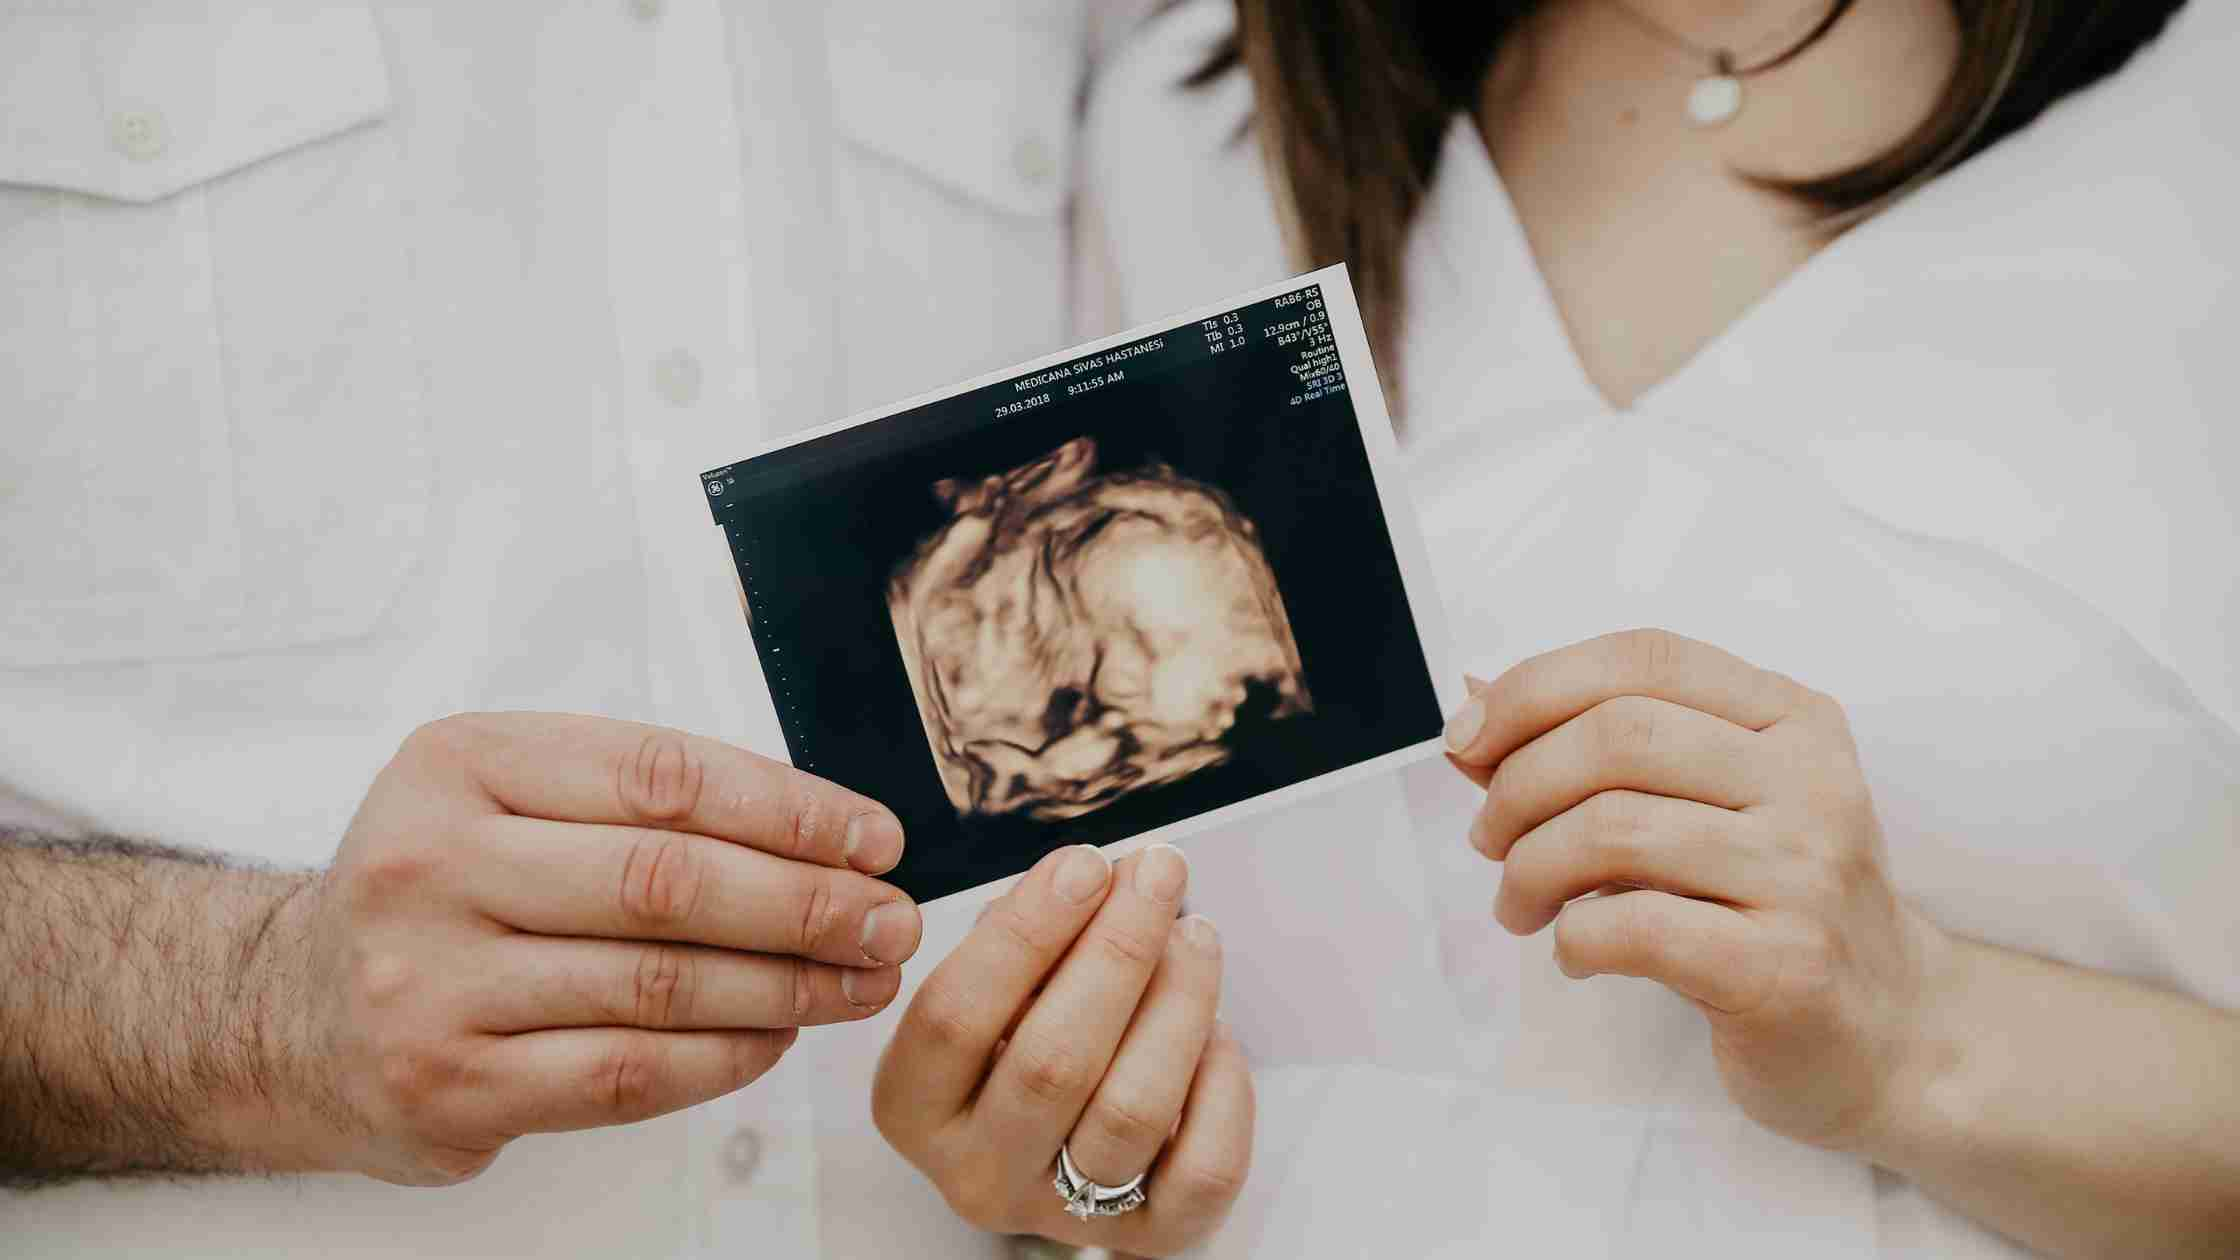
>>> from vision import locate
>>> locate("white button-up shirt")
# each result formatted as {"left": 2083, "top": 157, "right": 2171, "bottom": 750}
{"left": 0, "top": 2, "right": 1127, "bottom": 1255}
{"left": 1069, "top": 3, "right": 2240, "bottom": 1257}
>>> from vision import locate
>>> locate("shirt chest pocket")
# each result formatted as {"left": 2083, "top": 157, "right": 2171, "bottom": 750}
{"left": 823, "top": 0, "right": 1085, "bottom": 410}
{"left": 0, "top": 3, "right": 428, "bottom": 668}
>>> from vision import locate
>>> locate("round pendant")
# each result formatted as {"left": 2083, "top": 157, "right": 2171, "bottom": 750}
{"left": 1686, "top": 75, "right": 1743, "bottom": 127}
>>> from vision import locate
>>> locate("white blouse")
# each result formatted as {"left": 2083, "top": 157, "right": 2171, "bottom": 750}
{"left": 1056, "top": 2, "right": 2240, "bottom": 1256}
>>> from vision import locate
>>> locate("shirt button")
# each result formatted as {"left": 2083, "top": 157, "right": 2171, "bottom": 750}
{"left": 719, "top": 1125, "right": 764, "bottom": 1188}
{"left": 651, "top": 348, "right": 703, "bottom": 407}
{"left": 627, "top": 0, "right": 664, "bottom": 19}
{"left": 111, "top": 111, "right": 168, "bottom": 163}
{"left": 1012, "top": 134, "right": 1058, "bottom": 188}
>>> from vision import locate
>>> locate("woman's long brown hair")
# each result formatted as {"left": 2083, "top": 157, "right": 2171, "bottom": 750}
{"left": 1195, "top": 0, "right": 2188, "bottom": 373}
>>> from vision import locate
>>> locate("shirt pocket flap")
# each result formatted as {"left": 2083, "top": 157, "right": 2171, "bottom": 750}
{"left": 0, "top": 4, "right": 391, "bottom": 204}
{"left": 828, "top": 6, "right": 1083, "bottom": 219}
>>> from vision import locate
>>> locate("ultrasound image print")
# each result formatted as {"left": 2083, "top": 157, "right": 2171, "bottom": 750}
{"left": 887, "top": 437, "right": 1312, "bottom": 822}
{"left": 706, "top": 272, "right": 1452, "bottom": 902}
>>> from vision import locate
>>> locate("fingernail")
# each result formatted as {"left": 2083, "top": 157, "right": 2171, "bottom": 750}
{"left": 1053, "top": 845, "right": 1111, "bottom": 904}
{"left": 843, "top": 812, "right": 904, "bottom": 875}
{"left": 1179, "top": 914, "right": 1219, "bottom": 952}
{"left": 858, "top": 901, "right": 920, "bottom": 964}
{"left": 1444, "top": 695, "right": 1486, "bottom": 753}
{"left": 1464, "top": 673, "right": 1492, "bottom": 693}
{"left": 1135, "top": 843, "right": 1188, "bottom": 901}
{"left": 840, "top": 966, "right": 898, "bottom": 1009}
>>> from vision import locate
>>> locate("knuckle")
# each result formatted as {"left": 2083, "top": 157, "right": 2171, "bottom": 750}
{"left": 401, "top": 713, "right": 481, "bottom": 765}
{"left": 352, "top": 845, "right": 442, "bottom": 905}
{"left": 939, "top": 1165, "right": 1017, "bottom": 1233}
{"left": 1590, "top": 695, "right": 1664, "bottom": 764}
{"left": 779, "top": 772, "right": 829, "bottom": 863}
{"left": 1581, "top": 790, "right": 1649, "bottom": 861}
{"left": 1081, "top": 1089, "right": 1169, "bottom": 1155}
{"left": 594, "top": 1037, "right": 661, "bottom": 1117}
{"left": 1609, "top": 896, "right": 1661, "bottom": 967}
{"left": 1009, "top": 1034, "right": 1090, "bottom": 1105}
{"left": 903, "top": 981, "right": 983, "bottom": 1056}
{"left": 378, "top": 1041, "right": 461, "bottom": 1116}
{"left": 1559, "top": 896, "right": 1651, "bottom": 979}
{"left": 1163, "top": 1150, "right": 1250, "bottom": 1215}
{"left": 1088, "top": 923, "right": 1165, "bottom": 971}
{"left": 630, "top": 943, "right": 695, "bottom": 1028}
{"left": 1734, "top": 811, "right": 1785, "bottom": 864}
{"left": 790, "top": 955, "right": 814, "bottom": 1021}
{"left": 1799, "top": 684, "right": 1850, "bottom": 724}
{"left": 353, "top": 948, "right": 417, "bottom": 1010}
{"left": 619, "top": 730, "right": 706, "bottom": 826}
{"left": 796, "top": 876, "right": 838, "bottom": 955}
{"left": 617, "top": 832, "right": 707, "bottom": 931}
{"left": 982, "top": 897, "right": 1057, "bottom": 960}
{"left": 1617, "top": 627, "right": 1683, "bottom": 683}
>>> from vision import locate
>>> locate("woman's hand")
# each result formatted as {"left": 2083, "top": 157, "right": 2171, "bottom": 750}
{"left": 1443, "top": 628, "right": 1952, "bottom": 1153}
{"left": 872, "top": 843, "right": 1252, "bottom": 1256}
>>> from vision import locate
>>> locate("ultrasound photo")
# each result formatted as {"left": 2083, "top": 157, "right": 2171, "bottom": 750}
{"left": 703, "top": 270, "right": 1454, "bottom": 902}
{"left": 888, "top": 436, "right": 1312, "bottom": 823}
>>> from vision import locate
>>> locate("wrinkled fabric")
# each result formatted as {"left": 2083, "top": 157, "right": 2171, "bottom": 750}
{"left": 1063, "top": 3, "right": 2240, "bottom": 1257}
{"left": 0, "top": 3, "right": 1096, "bottom": 1257}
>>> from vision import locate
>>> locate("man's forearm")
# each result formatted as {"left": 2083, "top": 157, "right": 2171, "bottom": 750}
{"left": 0, "top": 832, "right": 318, "bottom": 1187}
{"left": 1866, "top": 934, "right": 2240, "bottom": 1259}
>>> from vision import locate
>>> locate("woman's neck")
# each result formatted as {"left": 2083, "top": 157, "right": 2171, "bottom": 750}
{"left": 1472, "top": 0, "right": 1958, "bottom": 408}
{"left": 1487, "top": 0, "right": 1957, "bottom": 176}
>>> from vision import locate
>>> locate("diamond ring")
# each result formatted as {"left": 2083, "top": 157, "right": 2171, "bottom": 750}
{"left": 1051, "top": 1144, "right": 1150, "bottom": 1220}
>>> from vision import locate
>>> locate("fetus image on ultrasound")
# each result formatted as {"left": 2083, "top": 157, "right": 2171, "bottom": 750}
{"left": 888, "top": 437, "right": 1312, "bottom": 822}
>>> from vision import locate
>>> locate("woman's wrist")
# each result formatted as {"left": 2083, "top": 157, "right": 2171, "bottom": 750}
{"left": 1841, "top": 921, "right": 2240, "bottom": 1257}
{"left": 1854, "top": 910, "right": 1998, "bottom": 1174}
{"left": 1854, "top": 912, "right": 1980, "bottom": 1177}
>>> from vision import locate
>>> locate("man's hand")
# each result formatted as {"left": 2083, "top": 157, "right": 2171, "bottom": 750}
{"left": 872, "top": 844, "right": 1252, "bottom": 1257}
{"left": 278, "top": 713, "right": 921, "bottom": 1184}
{"left": 0, "top": 713, "right": 920, "bottom": 1188}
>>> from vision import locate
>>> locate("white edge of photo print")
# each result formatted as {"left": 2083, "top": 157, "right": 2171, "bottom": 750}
{"left": 704, "top": 264, "right": 1468, "bottom": 899}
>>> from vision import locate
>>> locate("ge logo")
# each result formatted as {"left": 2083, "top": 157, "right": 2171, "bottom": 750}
{"left": 707, "top": 482, "right": 725, "bottom": 497}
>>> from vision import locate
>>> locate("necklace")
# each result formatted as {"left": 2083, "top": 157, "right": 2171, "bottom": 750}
{"left": 1602, "top": 0, "right": 1858, "bottom": 128}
